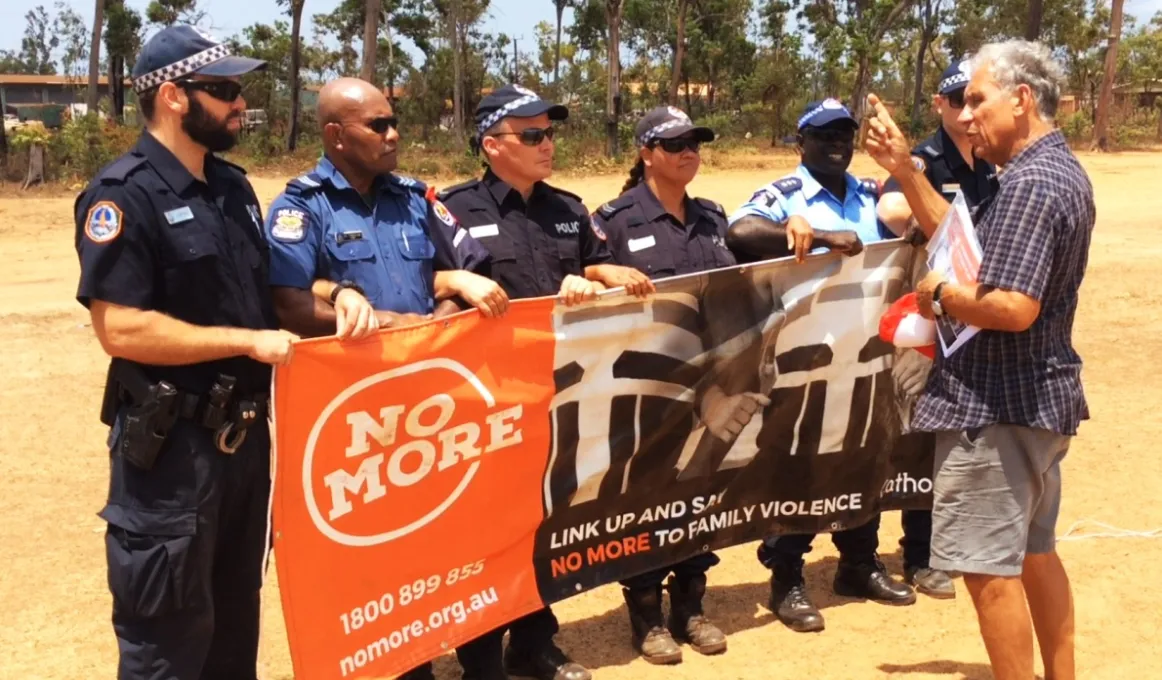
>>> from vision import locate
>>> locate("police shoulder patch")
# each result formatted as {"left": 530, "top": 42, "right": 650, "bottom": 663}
{"left": 773, "top": 177, "right": 803, "bottom": 196}
{"left": 910, "top": 155, "right": 928, "bottom": 173}
{"left": 432, "top": 199, "right": 458, "bottom": 228}
{"left": 270, "top": 207, "right": 308, "bottom": 242}
{"left": 590, "top": 219, "right": 608, "bottom": 242}
{"left": 85, "top": 201, "right": 124, "bottom": 243}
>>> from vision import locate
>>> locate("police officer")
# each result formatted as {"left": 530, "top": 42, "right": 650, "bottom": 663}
{"left": 590, "top": 106, "right": 731, "bottom": 665}
{"left": 438, "top": 84, "right": 654, "bottom": 680}
{"left": 73, "top": 25, "right": 347, "bottom": 679}
{"left": 726, "top": 99, "right": 916, "bottom": 634}
{"left": 872, "top": 59, "right": 999, "bottom": 600}
{"left": 263, "top": 77, "right": 501, "bottom": 680}
{"left": 265, "top": 77, "right": 503, "bottom": 347}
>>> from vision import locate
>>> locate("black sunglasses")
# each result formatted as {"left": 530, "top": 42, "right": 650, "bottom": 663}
{"left": 177, "top": 79, "right": 243, "bottom": 103}
{"left": 652, "top": 137, "right": 702, "bottom": 154}
{"left": 492, "top": 127, "right": 555, "bottom": 146}
{"left": 944, "top": 90, "right": 966, "bottom": 109}
{"left": 362, "top": 116, "right": 399, "bottom": 134}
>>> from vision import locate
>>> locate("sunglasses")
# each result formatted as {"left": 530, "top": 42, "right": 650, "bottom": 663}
{"left": 491, "top": 127, "right": 555, "bottom": 146}
{"left": 362, "top": 116, "right": 399, "bottom": 134}
{"left": 944, "top": 91, "right": 966, "bottom": 109}
{"left": 652, "top": 138, "right": 702, "bottom": 154}
{"left": 177, "top": 79, "right": 243, "bottom": 102}
{"left": 803, "top": 128, "right": 855, "bottom": 143}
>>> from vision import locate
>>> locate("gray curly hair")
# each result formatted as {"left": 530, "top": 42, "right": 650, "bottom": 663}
{"left": 971, "top": 40, "right": 1067, "bottom": 120}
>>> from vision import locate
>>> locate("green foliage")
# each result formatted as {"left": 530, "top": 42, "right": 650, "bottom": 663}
{"left": 20, "top": 5, "right": 58, "bottom": 75}
{"left": 36, "top": 115, "right": 138, "bottom": 181}
{"left": 1060, "top": 111, "right": 1092, "bottom": 141}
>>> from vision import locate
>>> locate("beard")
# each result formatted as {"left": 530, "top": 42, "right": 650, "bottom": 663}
{"left": 182, "top": 95, "right": 239, "bottom": 153}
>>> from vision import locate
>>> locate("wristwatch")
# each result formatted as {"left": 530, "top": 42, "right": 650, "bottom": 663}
{"left": 931, "top": 282, "right": 947, "bottom": 317}
{"left": 330, "top": 280, "right": 365, "bottom": 304}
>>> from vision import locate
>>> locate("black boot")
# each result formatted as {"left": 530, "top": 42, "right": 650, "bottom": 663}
{"left": 769, "top": 562, "right": 824, "bottom": 633}
{"left": 622, "top": 585, "right": 683, "bottom": 664}
{"left": 834, "top": 556, "right": 917, "bottom": 605}
{"left": 504, "top": 643, "right": 590, "bottom": 680}
{"left": 666, "top": 574, "right": 726, "bottom": 655}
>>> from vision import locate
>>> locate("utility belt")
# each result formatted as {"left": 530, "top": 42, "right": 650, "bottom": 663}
{"left": 101, "top": 360, "right": 268, "bottom": 470}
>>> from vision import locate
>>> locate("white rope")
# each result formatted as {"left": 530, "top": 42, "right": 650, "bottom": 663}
{"left": 1058, "top": 518, "right": 1162, "bottom": 542}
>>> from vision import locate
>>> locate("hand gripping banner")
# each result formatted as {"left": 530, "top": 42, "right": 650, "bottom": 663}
{"left": 271, "top": 241, "right": 936, "bottom": 679}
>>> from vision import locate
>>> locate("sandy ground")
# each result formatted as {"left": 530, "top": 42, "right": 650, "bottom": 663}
{"left": 2, "top": 152, "right": 1161, "bottom": 680}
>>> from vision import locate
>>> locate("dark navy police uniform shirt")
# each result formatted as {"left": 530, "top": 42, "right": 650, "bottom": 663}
{"left": 74, "top": 131, "right": 277, "bottom": 395}
{"left": 592, "top": 181, "right": 736, "bottom": 277}
{"left": 884, "top": 126, "right": 998, "bottom": 209}
{"left": 438, "top": 169, "right": 612, "bottom": 300}
{"left": 265, "top": 156, "right": 491, "bottom": 315}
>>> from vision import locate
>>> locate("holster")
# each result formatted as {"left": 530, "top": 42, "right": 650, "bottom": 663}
{"left": 111, "top": 360, "right": 180, "bottom": 471}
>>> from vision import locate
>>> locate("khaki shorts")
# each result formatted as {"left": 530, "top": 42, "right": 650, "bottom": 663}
{"left": 930, "top": 424, "right": 1071, "bottom": 577}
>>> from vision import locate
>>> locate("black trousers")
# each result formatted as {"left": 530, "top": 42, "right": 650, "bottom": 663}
{"left": 619, "top": 552, "right": 721, "bottom": 590}
{"left": 104, "top": 419, "right": 271, "bottom": 680}
{"left": 900, "top": 509, "right": 933, "bottom": 570}
{"left": 756, "top": 514, "right": 882, "bottom": 571}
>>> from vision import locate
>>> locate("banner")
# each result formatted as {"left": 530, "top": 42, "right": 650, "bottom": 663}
{"left": 271, "top": 241, "right": 936, "bottom": 680}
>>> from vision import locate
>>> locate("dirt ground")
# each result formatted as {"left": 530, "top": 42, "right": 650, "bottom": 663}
{"left": 2, "top": 151, "right": 1161, "bottom": 680}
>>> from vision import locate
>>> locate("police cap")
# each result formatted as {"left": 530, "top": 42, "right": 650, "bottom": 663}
{"left": 132, "top": 24, "right": 267, "bottom": 94}
{"left": 938, "top": 58, "right": 972, "bottom": 95}
{"left": 473, "top": 84, "right": 568, "bottom": 142}
{"left": 634, "top": 106, "right": 715, "bottom": 147}
{"left": 797, "top": 98, "right": 858, "bottom": 131}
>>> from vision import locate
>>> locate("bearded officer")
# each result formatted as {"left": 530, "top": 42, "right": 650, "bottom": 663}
{"left": 437, "top": 84, "right": 655, "bottom": 680}
{"left": 73, "top": 25, "right": 371, "bottom": 679}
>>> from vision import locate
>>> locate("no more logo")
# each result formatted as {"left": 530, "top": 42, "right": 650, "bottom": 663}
{"left": 303, "top": 358, "right": 524, "bottom": 547}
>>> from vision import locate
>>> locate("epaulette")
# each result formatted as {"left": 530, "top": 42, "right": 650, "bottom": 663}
{"left": 216, "top": 156, "right": 249, "bottom": 176}
{"left": 859, "top": 178, "right": 881, "bottom": 198}
{"left": 596, "top": 193, "right": 634, "bottom": 219}
{"left": 284, "top": 172, "right": 324, "bottom": 196}
{"left": 917, "top": 143, "right": 941, "bottom": 159}
{"left": 545, "top": 183, "right": 584, "bottom": 204}
{"left": 389, "top": 173, "right": 428, "bottom": 195}
{"left": 436, "top": 179, "right": 480, "bottom": 201}
{"left": 695, "top": 197, "right": 726, "bottom": 216}
{"left": 96, "top": 153, "right": 147, "bottom": 184}
{"left": 772, "top": 177, "right": 803, "bottom": 196}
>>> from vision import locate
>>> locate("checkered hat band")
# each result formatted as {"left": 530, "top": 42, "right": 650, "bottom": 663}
{"left": 639, "top": 119, "right": 689, "bottom": 146}
{"left": 797, "top": 103, "right": 827, "bottom": 129}
{"left": 477, "top": 94, "right": 540, "bottom": 138}
{"left": 133, "top": 44, "right": 232, "bottom": 93}
{"left": 940, "top": 72, "right": 970, "bottom": 92}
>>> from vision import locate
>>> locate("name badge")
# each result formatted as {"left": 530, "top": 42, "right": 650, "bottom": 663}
{"left": 628, "top": 235, "right": 656, "bottom": 252}
{"left": 469, "top": 224, "right": 499, "bottom": 238}
{"left": 164, "top": 206, "right": 194, "bottom": 224}
{"left": 337, "top": 230, "right": 365, "bottom": 244}
{"left": 941, "top": 184, "right": 961, "bottom": 195}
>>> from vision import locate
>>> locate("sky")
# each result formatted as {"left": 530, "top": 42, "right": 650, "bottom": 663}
{"left": 3, "top": 0, "right": 1162, "bottom": 69}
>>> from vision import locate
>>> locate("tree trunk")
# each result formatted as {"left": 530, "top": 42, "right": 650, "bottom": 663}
{"left": 109, "top": 54, "right": 125, "bottom": 123}
{"left": 287, "top": 0, "right": 304, "bottom": 151}
{"left": 851, "top": 53, "right": 872, "bottom": 123}
{"left": 1025, "top": 0, "right": 1044, "bottom": 41}
{"left": 554, "top": 2, "right": 564, "bottom": 85}
{"left": 87, "top": 0, "right": 105, "bottom": 114}
{"left": 684, "top": 70, "right": 691, "bottom": 111}
{"left": 450, "top": 2, "right": 464, "bottom": 138}
{"left": 910, "top": 0, "right": 934, "bottom": 136}
{"left": 1093, "top": 0, "right": 1125, "bottom": 151}
{"left": 360, "top": 0, "right": 378, "bottom": 82}
{"left": 667, "top": 0, "right": 689, "bottom": 104}
{"left": 605, "top": 0, "right": 623, "bottom": 157}
{"left": 386, "top": 18, "right": 396, "bottom": 104}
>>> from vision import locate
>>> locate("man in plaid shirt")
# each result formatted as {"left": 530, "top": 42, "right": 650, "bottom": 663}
{"left": 864, "top": 40, "right": 1093, "bottom": 680}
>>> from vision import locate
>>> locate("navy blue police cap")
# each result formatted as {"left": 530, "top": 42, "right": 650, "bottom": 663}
{"left": 132, "top": 24, "right": 267, "bottom": 94}
{"left": 938, "top": 58, "right": 972, "bottom": 95}
{"left": 797, "top": 98, "right": 858, "bottom": 131}
{"left": 635, "top": 106, "right": 715, "bottom": 147}
{"left": 473, "top": 84, "right": 568, "bottom": 142}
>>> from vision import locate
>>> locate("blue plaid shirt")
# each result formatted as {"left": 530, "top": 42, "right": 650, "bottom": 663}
{"left": 913, "top": 130, "right": 1095, "bottom": 436}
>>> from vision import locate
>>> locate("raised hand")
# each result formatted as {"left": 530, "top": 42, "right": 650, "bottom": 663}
{"left": 864, "top": 93, "right": 914, "bottom": 176}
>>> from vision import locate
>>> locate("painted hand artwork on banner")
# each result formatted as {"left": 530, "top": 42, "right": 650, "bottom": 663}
{"left": 271, "top": 242, "right": 936, "bottom": 680}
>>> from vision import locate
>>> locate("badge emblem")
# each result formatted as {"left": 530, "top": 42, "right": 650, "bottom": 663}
{"left": 85, "top": 201, "right": 123, "bottom": 243}
{"left": 667, "top": 106, "right": 689, "bottom": 121}
{"left": 590, "top": 220, "right": 607, "bottom": 242}
{"left": 911, "top": 155, "right": 927, "bottom": 173}
{"left": 433, "top": 200, "right": 458, "bottom": 228}
{"left": 822, "top": 98, "right": 844, "bottom": 110}
{"left": 271, "top": 208, "right": 307, "bottom": 242}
